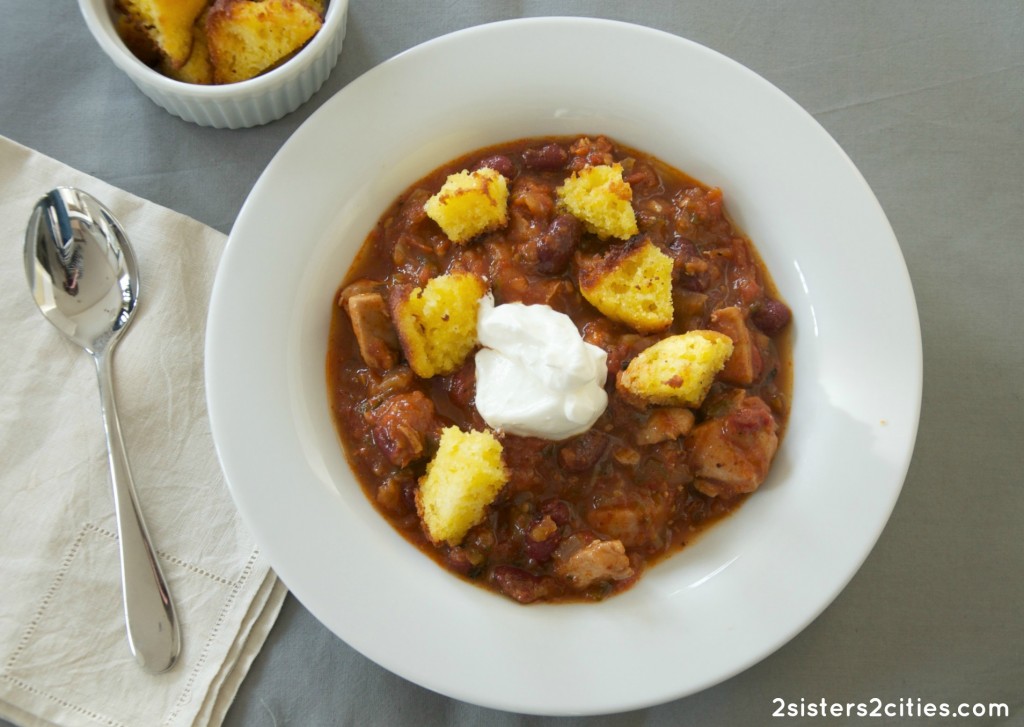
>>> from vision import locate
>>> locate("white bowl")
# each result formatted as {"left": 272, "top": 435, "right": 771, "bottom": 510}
{"left": 206, "top": 18, "right": 922, "bottom": 715}
{"left": 78, "top": 0, "right": 348, "bottom": 128}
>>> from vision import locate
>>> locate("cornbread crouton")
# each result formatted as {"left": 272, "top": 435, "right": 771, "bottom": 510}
{"left": 115, "top": 13, "right": 162, "bottom": 66}
{"left": 617, "top": 330, "right": 734, "bottom": 407}
{"left": 417, "top": 427, "right": 509, "bottom": 546}
{"left": 390, "top": 272, "right": 487, "bottom": 378}
{"left": 423, "top": 168, "right": 509, "bottom": 243}
{"left": 159, "top": 10, "right": 213, "bottom": 84}
{"left": 578, "top": 238, "right": 674, "bottom": 334}
{"left": 118, "top": 0, "right": 209, "bottom": 68}
{"left": 556, "top": 163, "right": 638, "bottom": 240}
{"left": 206, "top": 0, "right": 323, "bottom": 84}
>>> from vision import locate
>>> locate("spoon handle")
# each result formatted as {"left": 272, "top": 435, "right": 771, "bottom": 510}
{"left": 94, "top": 350, "right": 181, "bottom": 673}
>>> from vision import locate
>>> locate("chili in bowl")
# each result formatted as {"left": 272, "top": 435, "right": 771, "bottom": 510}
{"left": 327, "top": 134, "right": 793, "bottom": 604}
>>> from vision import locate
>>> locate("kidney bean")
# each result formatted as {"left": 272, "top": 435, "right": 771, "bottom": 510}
{"left": 445, "top": 547, "right": 476, "bottom": 576}
{"left": 444, "top": 359, "right": 476, "bottom": 409}
{"left": 400, "top": 477, "right": 419, "bottom": 513}
{"left": 523, "top": 515, "right": 561, "bottom": 562}
{"left": 525, "top": 536, "right": 559, "bottom": 564}
{"left": 623, "top": 160, "right": 659, "bottom": 191}
{"left": 491, "top": 566, "right": 549, "bottom": 604}
{"left": 536, "top": 213, "right": 580, "bottom": 274}
{"left": 522, "top": 143, "right": 569, "bottom": 172}
{"left": 751, "top": 298, "right": 792, "bottom": 336}
{"left": 540, "top": 498, "right": 573, "bottom": 526}
{"left": 558, "top": 430, "right": 609, "bottom": 472}
{"left": 474, "top": 155, "right": 516, "bottom": 179}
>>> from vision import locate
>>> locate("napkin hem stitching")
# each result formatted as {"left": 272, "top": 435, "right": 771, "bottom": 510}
{"left": 2, "top": 524, "right": 263, "bottom": 727}
{"left": 156, "top": 553, "right": 236, "bottom": 587}
{"left": 3, "top": 522, "right": 95, "bottom": 674}
{"left": 4, "top": 520, "right": 249, "bottom": 677}
{"left": 163, "top": 548, "right": 260, "bottom": 726}
{"left": 1, "top": 673, "right": 124, "bottom": 727}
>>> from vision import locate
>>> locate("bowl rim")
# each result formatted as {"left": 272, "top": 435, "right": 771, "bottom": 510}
{"left": 77, "top": 0, "right": 349, "bottom": 98}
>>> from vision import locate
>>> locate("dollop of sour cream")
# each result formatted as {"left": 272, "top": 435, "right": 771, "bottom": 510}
{"left": 474, "top": 293, "right": 608, "bottom": 440}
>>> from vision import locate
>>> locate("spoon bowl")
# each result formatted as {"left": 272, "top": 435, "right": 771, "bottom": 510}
{"left": 26, "top": 188, "right": 138, "bottom": 353}
{"left": 25, "top": 187, "right": 180, "bottom": 674}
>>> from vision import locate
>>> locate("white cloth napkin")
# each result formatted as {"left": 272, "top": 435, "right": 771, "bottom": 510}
{"left": 0, "top": 136, "right": 287, "bottom": 727}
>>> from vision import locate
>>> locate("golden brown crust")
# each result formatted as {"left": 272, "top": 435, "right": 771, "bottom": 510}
{"left": 158, "top": 9, "right": 213, "bottom": 83}
{"left": 114, "top": 12, "right": 162, "bottom": 66}
{"left": 423, "top": 168, "right": 509, "bottom": 244}
{"left": 616, "top": 330, "right": 734, "bottom": 407}
{"left": 556, "top": 163, "right": 638, "bottom": 240}
{"left": 578, "top": 237, "right": 674, "bottom": 334}
{"left": 388, "top": 273, "right": 487, "bottom": 379}
{"left": 118, "top": 0, "right": 209, "bottom": 69}
{"left": 416, "top": 427, "right": 508, "bottom": 546}
{"left": 206, "top": 0, "right": 323, "bottom": 84}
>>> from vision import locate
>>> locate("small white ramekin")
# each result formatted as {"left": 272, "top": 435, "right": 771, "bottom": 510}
{"left": 78, "top": 0, "right": 348, "bottom": 129}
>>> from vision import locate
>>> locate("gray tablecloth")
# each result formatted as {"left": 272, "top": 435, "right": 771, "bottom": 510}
{"left": 3, "top": 1, "right": 1022, "bottom": 724}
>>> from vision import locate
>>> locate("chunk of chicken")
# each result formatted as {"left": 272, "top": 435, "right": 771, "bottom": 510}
{"left": 586, "top": 492, "right": 672, "bottom": 549}
{"left": 688, "top": 396, "right": 779, "bottom": 498}
{"left": 635, "top": 407, "right": 696, "bottom": 445}
{"left": 366, "top": 390, "right": 437, "bottom": 468}
{"left": 709, "top": 306, "right": 761, "bottom": 386}
{"left": 553, "top": 536, "right": 634, "bottom": 589}
{"left": 342, "top": 289, "right": 400, "bottom": 370}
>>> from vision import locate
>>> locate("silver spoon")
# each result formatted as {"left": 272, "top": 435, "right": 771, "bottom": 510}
{"left": 25, "top": 187, "right": 180, "bottom": 674}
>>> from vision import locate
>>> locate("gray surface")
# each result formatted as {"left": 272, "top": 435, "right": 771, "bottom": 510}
{"left": 3, "top": 1, "right": 1023, "bottom": 725}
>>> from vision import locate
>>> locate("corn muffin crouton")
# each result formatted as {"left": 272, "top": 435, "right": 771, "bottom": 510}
{"left": 206, "top": 0, "right": 322, "bottom": 84}
{"left": 390, "top": 272, "right": 487, "bottom": 378}
{"left": 617, "top": 331, "right": 734, "bottom": 407}
{"left": 115, "top": 13, "right": 162, "bottom": 66}
{"left": 578, "top": 238, "right": 674, "bottom": 333}
{"left": 556, "top": 163, "right": 638, "bottom": 240}
{"left": 417, "top": 427, "right": 509, "bottom": 546}
{"left": 159, "top": 10, "right": 213, "bottom": 84}
{"left": 423, "top": 168, "right": 509, "bottom": 243}
{"left": 118, "top": 0, "right": 209, "bottom": 68}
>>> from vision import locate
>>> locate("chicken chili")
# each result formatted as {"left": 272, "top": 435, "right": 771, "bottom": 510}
{"left": 327, "top": 135, "right": 792, "bottom": 603}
